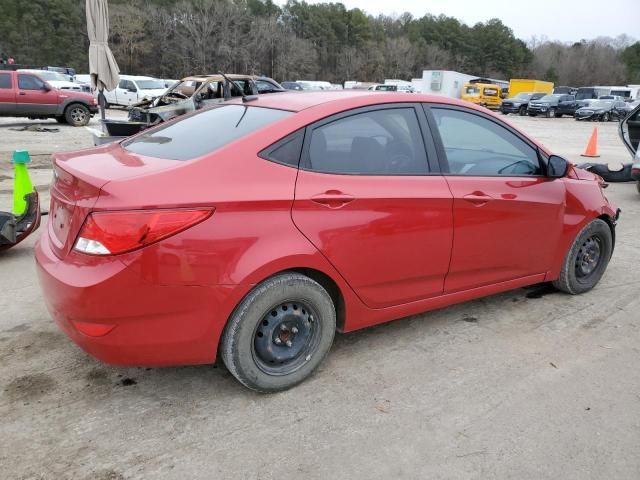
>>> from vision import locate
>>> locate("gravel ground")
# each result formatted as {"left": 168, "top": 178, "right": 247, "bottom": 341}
{"left": 1, "top": 109, "right": 639, "bottom": 480}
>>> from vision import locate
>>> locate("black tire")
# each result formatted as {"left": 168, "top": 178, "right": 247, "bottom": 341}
{"left": 220, "top": 272, "right": 336, "bottom": 393}
{"left": 64, "top": 103, "right": 91, "bottom": 127}
{"left": 546, "top": 107, "right": 556, "bottom": 118}
{"left": 554, "top": 113, "right": 563, "bottom": 118}
{"left": 636, "top": 180, "right": 640, "bottom": 195}
{"left": 552, "top": 219, "right": 612, "bottom": 295}
{"left": 602, "top": 113, "right": 610, "bottom": 122}
{"left": 55, "top": 116, "right": 67, "bottom": 124}
{"left": 519, "top": 106, "right": 527, "bottom": 116}
{"left": 501, "top": 111, "right": 508, "bottom": 115}
{"left": 528, "top": 112, "right": 537, "bottom": 117}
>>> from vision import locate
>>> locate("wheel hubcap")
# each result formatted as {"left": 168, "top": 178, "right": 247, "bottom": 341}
{"left": 252, "top": 301, "right": 318, "bottom": 374}
{"left": 575, "top": 235, "right": 602, "bottom": 278}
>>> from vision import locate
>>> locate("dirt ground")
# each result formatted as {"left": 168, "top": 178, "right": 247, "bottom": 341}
{"left": 1, "top": 109, "right": 639, "bottom": 480}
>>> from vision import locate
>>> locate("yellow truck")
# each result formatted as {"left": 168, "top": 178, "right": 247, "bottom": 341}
{"left": 507, "top": 79, "right": 554, "bottom": 98}
{"left": 461, "top": 82, "right": 503, "bottom": 110}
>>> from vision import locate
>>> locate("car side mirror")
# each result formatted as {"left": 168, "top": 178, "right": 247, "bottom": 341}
{"left": 548, "top": 155, "right": 569, "bottom": 178}
{"left": 42, "top": 83, "right": 51, "bottom": 92}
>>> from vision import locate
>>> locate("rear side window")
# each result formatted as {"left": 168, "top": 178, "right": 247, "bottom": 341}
{"left": 123, "top": 105, "right": 292, "bottom": 161}
{"left": 0, "top": 74, "right": 10, "bottom": 89}
{"left": 432, "top": 108, "right": 541, "bottom": 176}
{"left": 305, "top": 107, "right": 429, "bottom": 175}
{"left": 260, "top": 131, "right": 304, "bottom": 166}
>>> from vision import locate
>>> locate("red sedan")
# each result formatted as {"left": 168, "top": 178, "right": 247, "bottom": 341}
{"left": 36, "top": 91, "right": 619, "bottom": 392}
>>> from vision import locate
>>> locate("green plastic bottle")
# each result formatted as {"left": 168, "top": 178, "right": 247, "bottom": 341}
{"left": 12, "top": 150, "right": 34, "bottom": 216}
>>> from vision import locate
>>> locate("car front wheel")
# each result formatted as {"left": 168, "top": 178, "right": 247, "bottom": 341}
{"left": 220, "top": 272, "right": 336, "bottom": 393}
{"left": 64, "top": 103, "right": 91, "bottom": 127}
{"left": 553, "top": 219, "right": 612, "bottom": 295}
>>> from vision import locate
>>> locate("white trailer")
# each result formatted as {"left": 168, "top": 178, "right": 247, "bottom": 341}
{"left": 418, "top": 70, "right": 477, "bottom": 98}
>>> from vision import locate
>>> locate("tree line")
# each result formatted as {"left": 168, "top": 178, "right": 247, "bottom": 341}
{"left": 1, "top": 0, "right": 639, "bottom": 87}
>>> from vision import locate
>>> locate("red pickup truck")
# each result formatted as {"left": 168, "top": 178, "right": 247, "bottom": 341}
{"left": 0, "top": 70, "right": 98, "bottom": 126}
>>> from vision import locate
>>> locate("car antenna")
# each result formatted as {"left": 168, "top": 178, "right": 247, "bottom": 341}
{"left": 217, "top": 72, "right": 258, "bottom": 103}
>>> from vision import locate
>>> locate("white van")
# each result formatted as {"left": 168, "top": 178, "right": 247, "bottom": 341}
{"left": 103, "top": 75, "right": 168, "bottom": 107}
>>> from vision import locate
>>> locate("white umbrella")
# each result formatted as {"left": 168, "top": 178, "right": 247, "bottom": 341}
{"left": 86, "top": 0, "right": 120, "bottom": 123}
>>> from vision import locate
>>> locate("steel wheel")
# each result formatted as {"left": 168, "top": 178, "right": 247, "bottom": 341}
{"left": 575, "top": 235, "right": 603, "bottom": 280}
{"left": 252, "top": 301, "right": 321, "bottom": 375}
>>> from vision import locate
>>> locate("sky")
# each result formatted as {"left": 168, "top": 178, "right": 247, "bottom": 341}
{"left": 280, "top": 0, "right": 640, "bottom": 43}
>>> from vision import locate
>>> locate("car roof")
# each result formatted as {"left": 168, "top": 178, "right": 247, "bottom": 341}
{"left": 181, "top": 74, "right": 257, "bottom": 82}
{"left": 225, "top": 90, "right": 487, "bottom": 113}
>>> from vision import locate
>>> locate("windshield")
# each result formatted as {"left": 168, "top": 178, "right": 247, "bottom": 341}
{"left": 136, "top": 79, "right": 167, "bottom": 90}
{"left": 538, "top": 94, "right": 559, "bottom": 102}
{"left": 513, "top": 93, "right": 532, "bottom": 100}
{"left": 483, "top": 87, "right": 498, "bottom": 96}
{"left": 531, "top": 93, "right": 546, "bottom": 100}
{"left": 24, "top": 71, "right": 66, "bottom": 82}
{"left": 587, "top": 100, "right": 613, "bottom": 109}
{"left": 575, "top": 88, "right": 595, "bottom": 100}
{"left": 123, "top": 105, "right": 292, "bottom": 161}
{"left": 465, "top": 86, "right": 480, "bottom": 95}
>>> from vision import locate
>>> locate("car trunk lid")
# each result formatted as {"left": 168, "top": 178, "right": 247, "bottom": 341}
{"left": 49, "top": 143, "right": 180, "bottom": 258}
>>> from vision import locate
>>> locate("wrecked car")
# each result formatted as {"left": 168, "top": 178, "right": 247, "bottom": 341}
{"left": 127, "top": 74, "right": 284, "bottom": 125}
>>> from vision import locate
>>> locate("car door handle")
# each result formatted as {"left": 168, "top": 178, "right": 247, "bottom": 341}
{"left": 19, "top": 92, "right": 26, "bottom": 95}
{"left": 463, "top": 192, "right": 494, "bottom": 206}
{"left": 311, "top": 191, "right": 355, "bottom": 209}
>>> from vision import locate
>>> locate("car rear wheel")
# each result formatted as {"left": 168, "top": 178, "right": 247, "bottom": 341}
{"left": 220, "top": 272, "right": 336, "bottom": 393}
{"left": 553, "top": 219, "right": 612, "bottom": 295}
{"left": 64, "top": 103, "right": 91, "bottom": 127}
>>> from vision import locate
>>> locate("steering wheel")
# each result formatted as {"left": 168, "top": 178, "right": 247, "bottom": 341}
{"left": 168, "top": 91, "right": 189, "bottom": 99}
{"left": 388, "top": 154, "right": 413, "bottom": 172}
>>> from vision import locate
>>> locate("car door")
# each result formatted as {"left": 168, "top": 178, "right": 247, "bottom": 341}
{"left": 292, "top": 104, "right": 454, "bottom": 309}
{"left": 15, "top": 74, "right": 58, "bottom": 115}
{"left": 425, "top": 105, "right": 566, "bottom": 293}
{"left": 620, "top": 103, "right": 640, "bottom": 156}
{"left": 0, "top": 72, "right": 17, "bottom": 115}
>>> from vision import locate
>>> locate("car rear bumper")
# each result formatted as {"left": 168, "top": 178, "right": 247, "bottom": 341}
{"left": 35, "top": 231, "right": 236, "bottom": 367}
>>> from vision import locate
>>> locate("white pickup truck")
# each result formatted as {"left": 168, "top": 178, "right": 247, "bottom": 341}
{"left": 103, "top": 75, "right": 168, "bottom": 107}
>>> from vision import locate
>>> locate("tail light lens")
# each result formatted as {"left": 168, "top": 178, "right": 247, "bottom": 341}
{"left": 74, "top": 208, "right": 214, "bottom": 255}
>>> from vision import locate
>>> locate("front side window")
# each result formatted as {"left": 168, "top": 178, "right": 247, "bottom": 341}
{"left": 123, "top": 105, "right": 292, "bottom": 161}
{"left": 18, "top": 75, "right": 45, "bottom": 90}
{"left": 306, "top": 107, "right": 429, "bottom": 175}
{"left": 483, "top": 87, "right": 498, "bottom": 97}
{"left": 432, "top": 108, "right": 541, "bottom": 176}
{"left": 465, "top": 86, "right": 480, "bottom": 95}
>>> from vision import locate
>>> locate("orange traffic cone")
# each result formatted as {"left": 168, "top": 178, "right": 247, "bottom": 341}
{"left": 581, "top": 127, "right": 600, "bottom": 158}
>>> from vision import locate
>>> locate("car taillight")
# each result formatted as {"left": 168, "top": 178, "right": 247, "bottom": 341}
{"left": 74, "top": 208, "right": 214, "bottom": 255}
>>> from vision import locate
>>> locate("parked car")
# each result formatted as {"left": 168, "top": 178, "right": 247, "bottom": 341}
{"left": 574, "top": 100, "right": 630, "bottom": 122}
{"left": 0, "top": 70, "right": 98, "bottom": 126}
{"left": 17, "top": 69, "right": 84, "bottom": 92}
{"left": 36, "top": 91, "right": 620, "bottom": 392}
{"left": 575, "top": 87, "right": 610, "bottom": 108}
{"left": 281, "top": 81, "right": 304, "bottom": 91}
{"left": 103, "top": 75, "right": 168, "bottom": 108}
{"left": 460, "top": 82, "right": 503, "bottom": 110}
{"left": 528, "top": 94, "right": 577, "bottom": 117}
{"left": 619, "top": 102, "right": 640, "bottom": 193}
{"left": 501, "top": 92, "right": 546, "bottom": 115}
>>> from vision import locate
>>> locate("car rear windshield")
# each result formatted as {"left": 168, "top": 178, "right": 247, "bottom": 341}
{"left": 123, "top": 105, "right": 292, "bottom": 161}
